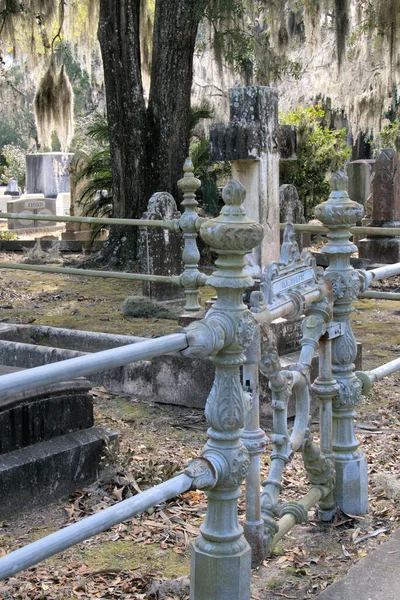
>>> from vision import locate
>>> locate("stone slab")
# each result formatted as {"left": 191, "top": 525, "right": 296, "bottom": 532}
{"left": 0, "top": 427, "right": 118, "bottom": 519}
{"left": 152, "top": 354, "right": 215, "bottom": 409}
{"left": 0, "top": 339, "right": 153, "bottom": 397}
{"left": 0, "top": 377, "right": 94, "bottom": 454}
{"left": 358, "top": 237, "right": 400, "bottom": 264}
{"left": 315, "top": 527, "right": 400, "bottom": 600}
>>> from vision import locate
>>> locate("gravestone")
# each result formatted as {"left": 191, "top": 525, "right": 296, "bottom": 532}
{"left": 4, "top": 177, "right": 19, "bottom": 197}
{"left": 26, "top": 152, "right": 73, "bottom": 198}
{"left": 138, "top": 192, "right": 184, "bottom": 301}
{"left": 358, "top": 149, "right": 400, "bottom": 263}
{"left": 347, "top": 159, "right": 375, "bottom": 208}
{"left": 279, "top": 183, "right": 307, "bottom": 251}
{"left": 7, "top": 196, "right": 57, "bottom": 230}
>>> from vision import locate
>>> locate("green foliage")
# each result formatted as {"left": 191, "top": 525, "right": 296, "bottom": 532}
{"left": 0, "top": 144, "right": 26, "bottom": 186}
{"left": 121, "top": 296, "right": 180, "bottom": 319}
{"left": 280, "top": 106, "right": 351, "bottom": 218}
{"left": 375, "top": 120, "right": 400, "bottom": 152}
{"left": 189, "top": 139, "right": 231, "bottom": 216}
{"left": 0, "top": 229, "right": 18, "bottom": 241}
{"left": 73, "top": 112, "right": 112, "bottom": 243}
{"left": 202, "top": 1, "right": 303, "bottom": 83}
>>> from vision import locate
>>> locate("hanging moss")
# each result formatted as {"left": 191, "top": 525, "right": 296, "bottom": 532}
{"left": 34, "top": 59, "right": 74, "bottom": 151}
{"left": 335, "top": 0, "right": 349, "bottom": 68}
{"left": 33, "top": 58, "right": 57, "bottom": 150}
{"left": 54, "top": 64, "right": 74, "bottom": 150}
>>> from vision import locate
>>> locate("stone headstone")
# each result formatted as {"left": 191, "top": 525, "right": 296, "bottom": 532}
{"left": 279, "top": 184, "right": 304, "bottom": 224}
{"left": 358, "top": 149, "right": 400, "bottom": 263}
{"left": 347, "top": 159, "right": 375, "bottom": 208}
{"left": 7, "top": 196, "right": 57, "bottom": 230}
{"left": 26, "top": 152, "right": 73, "bottom": 198}
{"left": 138, "top": 192, "right": 184, "bottom": 301}
{"left": 5, "top": 177, "right": 19, "bottom": 197}
{"left": 371, "top": 150, "right": 400, "bottom": 225}
{"left": 279, "top": 183, "right": 307, "bottom": 250}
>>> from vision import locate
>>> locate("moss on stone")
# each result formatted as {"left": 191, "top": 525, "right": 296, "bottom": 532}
{"left": 79, "top": 540, "right": 190, "bottom": 579}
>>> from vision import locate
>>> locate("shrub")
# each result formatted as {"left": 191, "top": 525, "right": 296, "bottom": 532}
{"left": 1, "top": 144, "right": 26, "bottom": 187}
{"left": 280, "top": 106, "right": 351, "bottom": 219}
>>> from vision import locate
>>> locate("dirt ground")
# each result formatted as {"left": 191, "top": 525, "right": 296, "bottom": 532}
{"left": 0, "top": 251, "right": 399, "bottom": 600}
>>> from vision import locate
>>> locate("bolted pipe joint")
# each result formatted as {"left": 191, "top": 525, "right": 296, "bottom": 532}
{"left": 184, "top": 457, "right": 218, "bottom": 490}
{"left": 180, "top": 318, "right": 225, "bottom": 358}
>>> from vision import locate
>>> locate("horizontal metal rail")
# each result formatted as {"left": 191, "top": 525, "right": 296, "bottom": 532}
{"left": 369, "top": 356, "right": 400, "bottom": 380}
{"left": 3, "top": 213, "right": 400, "bottom": 236}
{"left": 0, "top": 332, "right": 188, "bottom": 400}
{"left": 0, "top": 472, "right": 192, "bottom": 580}
{"left": 279, "top": 223, "right": 400, "bottom": 237}
{"left": 369, "top": 262, "right": 400, "bottom": 281}
{"left": 356, "top": 356, "right": 400, "bottom": 394}
{"left": 272, "top": 485, "right": 330, "bottom": 546}
{"left": 0, "top": 262, "right": 182, "bottom": 285}
{"left": 2, "top": 212, "right": 176, "bottom": 230}
{"left": 359, "top": 291, "right": 400, "bottom": 300}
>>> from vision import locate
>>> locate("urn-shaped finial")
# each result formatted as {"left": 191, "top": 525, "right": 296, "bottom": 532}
{"left": 330, "top": 170, "right": 348, "bottom": 191}
{"left": 200, "top": 179, "right": 263, "bottom": 252}
{"left": 200, "top": 179, "right": 264, "bottom": 290}
{"left": 314, "top": 170, "right": 364, "bottom": 228}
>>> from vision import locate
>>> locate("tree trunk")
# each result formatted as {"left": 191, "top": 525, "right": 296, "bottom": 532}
{"left": 95, "top": 0, "right": 147, "bottom": 267}
{"left": 146, "top": 0, "right": 206, "bottom": 201}
{"left": 90, "top": 0, "right": 206, "bottom": 268}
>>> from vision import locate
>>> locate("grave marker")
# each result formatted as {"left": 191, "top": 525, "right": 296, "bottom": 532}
{"left": 359, "top": 149, "right": 400, "bottom": 263}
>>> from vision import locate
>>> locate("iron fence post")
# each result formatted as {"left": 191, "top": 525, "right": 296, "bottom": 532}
{"left": 178, "top": 159, "right": 208, "bottom": 314}
{"left": 183, "top": 179, "right": 263, "bottom": 600}
{"left": 315, "top": 171, "right": 368, "bottom": 515}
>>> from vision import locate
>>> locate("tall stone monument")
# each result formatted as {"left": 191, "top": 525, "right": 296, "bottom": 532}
{"left": 210, "top": 86, "right": 281, "bottom": 275}
{"left": 26, "top": 153, "right": 73, "bottom": 198}
{"left": 358, "top": 149, "right": 400, "bottom": 263}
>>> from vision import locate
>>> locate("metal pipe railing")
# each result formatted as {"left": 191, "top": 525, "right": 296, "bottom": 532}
{"left": 2, "top": 212, "right": 176, "bottom": 230}
{"left": 369, "top": 262, "right": 400, "bottom": 281}
{"left": 272, "top": 485, "right": 329, "bottom": 546}
{"left": 0, "top": 262, "right": 182, "bottom": 285}
{"left": 369, "top": 356, "right": 400, "bottom": 380}
{"left": 356, "top": 356, "right": 400, "bottom": 395}
{"left": 279, "top": 223, "right": 400, "bottom": 237}
{"left": 0, "top": 472, "right": 193, "bottom": 580}
{"left": 3, "top": 213, "right": 400, "bottom": 237}
{"left": 0, "top": 332, "right": 188, "bottom": 399}
{"left": 359, "top": 291, "right": 400, "bottom": 300}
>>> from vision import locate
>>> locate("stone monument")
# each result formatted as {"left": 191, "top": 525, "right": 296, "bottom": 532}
{"left": 210, "top": 86, "right": 281, "bottom": 275}
{"left": 358, "top": 149, "right": 400, "bottom": 263}
{"left": 26, "top": 152, "right": 73, "bottom": 198}
{"left": 4, "top": 177, "right": 20, "bottom": 197}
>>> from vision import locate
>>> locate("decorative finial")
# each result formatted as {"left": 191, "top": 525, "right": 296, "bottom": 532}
{"left": 183, "top": 157, "right": 195, "bottom": 176}
{"left": 178, "top": 157, "right": 201, "bottom": 196}
{"left": 330, "top": 170, "right": 348, "bottom": 192}
{"left": 222, "top": 179, "right": 246, "bottom": 206}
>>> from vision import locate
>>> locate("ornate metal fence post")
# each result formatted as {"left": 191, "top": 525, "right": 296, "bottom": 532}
{"left": 184, "top": 179, "right": 263, "bottom": 600}
{"left": 177, "top": 159, "right": 208, "bottom": 315}
{"left": 314, "top": 172, "right": 368, "bottom": 515}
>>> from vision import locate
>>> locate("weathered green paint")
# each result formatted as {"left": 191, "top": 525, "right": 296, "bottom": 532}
{"left": 315, "top": 171, "right": 369, "bottom": 515}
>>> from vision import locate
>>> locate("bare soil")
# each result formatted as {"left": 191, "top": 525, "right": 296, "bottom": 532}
{"left": 0, "top": 252, "right": 399, "bottom": 600}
